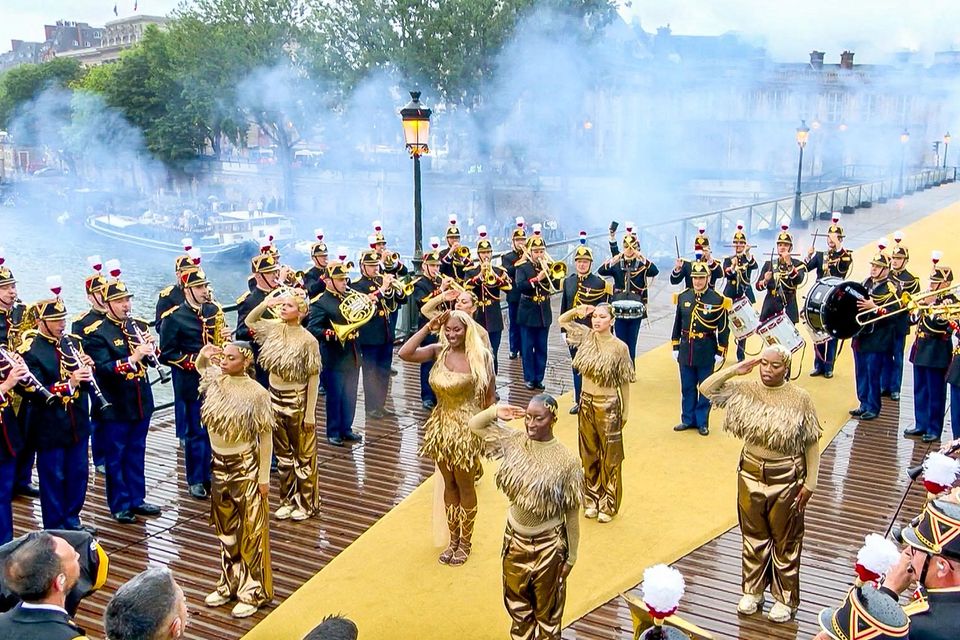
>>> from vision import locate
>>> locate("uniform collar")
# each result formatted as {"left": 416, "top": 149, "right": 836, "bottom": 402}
{"left": 20, "top": 601, "right": 69, "bottom": 615}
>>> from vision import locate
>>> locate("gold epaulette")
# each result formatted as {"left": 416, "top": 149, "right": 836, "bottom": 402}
{"left": 16, "top": 329, "right": 37, "bottom": 353}
{"left": 83, "top": 320, "right": 102, "bottom": 335}
{"left": 672, "top": 293, "right": 679, "bottom": 305}
{"left": 160, "top": 306, "right": 179, "bottom": 319}
{"left": 902, "top": 596, "right": 930, "bottom": 617}
{"left": 721, "top": 296, "right": 732, "bottom": 311}
{"left": 309, "top": 291, "right": 325, "bottom": 305}
{"left": 235, "top": 291, "right": 251, "bottom": 305}
{"left": 158, "top": 285, "right": 174, "bottom": 297}
{"left": 72, "top": 311, "right": 87, "bottom": 323}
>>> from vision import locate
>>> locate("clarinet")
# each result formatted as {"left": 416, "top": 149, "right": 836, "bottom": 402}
{"left": 125, "top": 318, "right": 171, "bottom": 384}
{"left": 60, "top": 335, "right": 111, "bottom": 410}
{"left": 0, "top": 347, "right": 56, "bottom": 404}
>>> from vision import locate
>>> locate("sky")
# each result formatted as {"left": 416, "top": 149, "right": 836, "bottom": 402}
{"left": 2, "top": 0, "right": 960, "bottom": 64}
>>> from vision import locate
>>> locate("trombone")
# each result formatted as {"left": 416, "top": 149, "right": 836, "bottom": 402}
{"left": 538, "top": 258, "right": 567, "bottom": 293}
{"left": 856, "top": 282, "right": 960, "bottom": 326}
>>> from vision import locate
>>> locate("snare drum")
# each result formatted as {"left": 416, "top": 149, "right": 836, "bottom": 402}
{"left": 729, "top": 296, "right": 761, "bottom": 339}
{"left": 756, "top": 312, "right": 805, "bottom": 353}
{"left": 802, "top": 277, "right": 868, "bottom": 340}
{"left": 612, "top": 300, "right": 645, "bottom": 320}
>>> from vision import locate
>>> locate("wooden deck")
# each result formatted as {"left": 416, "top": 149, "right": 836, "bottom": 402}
{"left": 9, "top": 183, "right": 959, "bottom": 639}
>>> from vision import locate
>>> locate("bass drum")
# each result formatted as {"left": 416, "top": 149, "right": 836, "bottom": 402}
{"left": 802, "top": 277, "right": 868, "bottom": 340}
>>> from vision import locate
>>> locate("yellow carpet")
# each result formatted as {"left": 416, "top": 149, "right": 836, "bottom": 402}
{"left": 245, "top": 202, "right": 960, "bottom": 639}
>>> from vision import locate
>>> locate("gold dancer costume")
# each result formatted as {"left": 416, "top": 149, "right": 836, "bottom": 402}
{"left": 469, "top": 396, "right": 583, "bottom": 640}
{"left": 700, "top": 345, "right": 821, "bottom": 623}
{"left": 198, "top": 343, "right": 274, "bottom": 618}
{"left": 246, "top": 292, "right": 322, "bottom": 521}
{"left": 559, "top": 303, "right": 634, "bottom": 522}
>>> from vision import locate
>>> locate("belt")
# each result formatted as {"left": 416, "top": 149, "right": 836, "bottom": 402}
{"left": 682, "top": 330, "right": 714, "bottom": 339}
{"left": 523, "top": 295, "right": 547, "bottom": 303}
{"left": 477, "top": 299, "right": 496, "bottom": 307}
{"left": 917, "top": 331, "right": 949, "bottom": 340}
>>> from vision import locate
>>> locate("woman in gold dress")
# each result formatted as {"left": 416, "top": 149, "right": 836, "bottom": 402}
{"left": 245, "top": 289, "right": 322, "bottom": 522}
{"left": 399, "top": 309, "right": 495, "bottom": 566}
{"left": 700, "top": 344, "right": 821, "bottom": 623}
{"left": 469, "top": 394, "right": 583, "bottom": 640}
{"left": 558, "top": 303, "right": 634, "bottom": 523}
{"left": 197, "top": 341, "right": 274, "bottom": 619}
{"left": 420, "top": 287, "right": 491, "bottom": 348}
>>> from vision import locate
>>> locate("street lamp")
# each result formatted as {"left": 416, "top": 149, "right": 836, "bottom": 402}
{"left": 898, "top": 128, "right": 909, "bottom": 196}
{"left": 793, "top": 120, "right": 810, "bottom": 224}
{"left": 400, "top": 90, "right": 432, "bottom": 275}
{"left": 944, "top": 132, "right": 951, "bottom": 169}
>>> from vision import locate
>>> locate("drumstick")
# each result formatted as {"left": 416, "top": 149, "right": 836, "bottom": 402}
{"left": 674, "top": 236, "right": 681, "bottom": 259}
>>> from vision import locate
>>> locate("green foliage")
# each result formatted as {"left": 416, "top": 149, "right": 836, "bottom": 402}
{"left": 0, "top": 57, "right": 83, "bottom": 127}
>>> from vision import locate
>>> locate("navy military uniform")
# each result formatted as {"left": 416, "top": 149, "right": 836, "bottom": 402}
{"left": 371, "top": 224, "right": 408, "bottom": 365}
{"left": 600, "top": 232, "right": 659, "bottom": 362}
{"left": 18, "top": 297, "right": 92, "bottom": 531}
{"left": 236, "top": 253, "right": 282, "bottom": 389}
{"left": 722, "top": 247, "right": 758, "bottom": 362}
{"left": 851, "top": 253, "right": 900, "bottom": 420}
{"left": 670, "top": 229, "right": 722, "bottom": 289}
{"left": 671, "top": 262, "right": 730, "bottom": 435}
{"left": 884, "top": 243, "right": 921, "bottom": 399}
{"left": 303, "top": 232, "right": 329, "bottom": 299}
{"left": 516, "top": 234, "right": 559, "bottom": 389}
{"left": 805, "top": 217, "right": 853, "bottom": 376}
{"left": 85, "top": 279, "right": 159, "bottom": 522}
{"left": 464, "top": 227, "right": 511, "bottom": 373}
{"left": 411, "top": 253, "right": 444, "bottom": 408}
{"left": 159, "top": 269, "right": 220, "bottom": 497}
{"left": 306, "top": 262, "right": 363, "bottom": 445}
{"left": 354, "top": 250, "right": 404, "bottom": 418}
{"left": 0, "top": 362, "right": 24, "bottom": 544}
{"left": 905, "top": 265, "right": 956, "bottom": 443}
{"left": 562, "top": 245, "right": 611, "bottom": 405}
{"left": 70, "top": 263, "right": 109, "bottom": 472}
{"left": 438, "top": 217, "right": 471, "bottom": 283}
{"left": 756, "top": 226, "right": 806, "bottom": 323}
{"left": 0, "top": 603, "right": 88, "bottom": 639}
{"left": 501, "top": 218, "right": 528, "bottom": 359}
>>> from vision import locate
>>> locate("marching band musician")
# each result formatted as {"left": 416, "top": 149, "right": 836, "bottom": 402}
{"left": 85, "top": 272, "right": 161, "bottom": 524}
{"left": 302, "top": 229, "right": 329, "bottom": 299}
{"left": 516, "top": 228, "right": 558, "bottom": 391}
{"left": 600, "top": 224, "right": 658, "bottom": 363}
{"left": 155, "top": 240, "right": 202, "bottom": 331}
{"left": 903, "top": 259, "right": 957, "bottom": 444}
{"left": 439, "top": 216, "right": 472, "bottom": 284}
{"left": 501, "top": 218, "right": 527, "bottom": 360}
{"left": 805, "top": 215, "right": 853, "bottom": 377}
{"left": 72, "top": 257, "right": 109, "bottom": 473}
{"left": 371, "top": 223, "right": 408, "bottom": 377}
{"left": 464, "top": 226, "right": 511, "bottom": 373}
{"left": 159, "top": 268, "right": 225, "bottom": 499}
{"left": 850, "top": 252, "right": 901, "bottom": 422}
{"left": 18, "top": 279, "right": 94, "bottom": 532}
{"left": 354, "top": 249, "right": 405, "bottom": 419}
{"left": 883, "top": 235, "right": 921, "bottom": 401}
{"left": 412, "top": 250, "right": 445, "bottom": 410}
{"left": 721, "top": 222, "right": 758, "bottom": 362}
{"left": 756, "top": 225, "right": 806, "bottom": 323}
{"left": 563, "top": 242, "right": 610, "bottom": 413}
{"left": 671, "top": 261, "right": 731, "bottom": 436}
{"left": 671, "top": 228, "right": 723, "bottom": 289}
{"left": 236, "top": 253, "right": 282, "bottom": 388}
{"left": 306, "top": 257, "right": 364, "bottom": 447}
{"left": 0, "top": 352, "right": 26, "bottom": 543}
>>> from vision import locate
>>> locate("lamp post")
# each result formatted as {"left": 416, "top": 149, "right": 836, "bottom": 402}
{"left": 898, "top": 128, "right": 909, "bottom": 196}
{"left": 400, "top": 90, "right": 432, "bottom": 276}
{"left": 944, "top": 132, "right": 951, "bottom": 169}
{"left": 793, "top": 120, "right": 810, "bottom": 225}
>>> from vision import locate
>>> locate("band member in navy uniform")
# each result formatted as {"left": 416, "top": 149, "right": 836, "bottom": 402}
{"left": 805, "top": 215, "right": 853, "bottom": 377}
{"left": 850, "top": 252, "right": 900, "bottom": 421}
{"left": 756, "top": 225, "right": 806, "bottom": 323}
{"left": 18, "top": 279, "right": 93, "bottom": 532}
{"left": 562, "top": 241, "right": 609, "bottom": 413}
{"left": 354, "top": 249, "right": 404, "bottom": 419}
{"left": 722, "top": 222, "right": 758, "bottom": 362}
{"left": 71, "top": 257, "right": 110, "bottom": 473}
{"left": 501, "top": 218, "right": 527, "bottom": 360}
{"left": 439, "top": 216, "right": 471, "bottom": 283}
{"left": 464, "top": 226, "right": 511, "bottom": 374}
{"left": 516, "top": 228, "right": 559, "bottom": 390}
{"left": 159, "top": 268, "right": 223, "bottom": 499}
{"left": 155, "top": 241, "right": 202, "bottom": 332}
{"left": 85, "top": 275, "right": 161, "bottom": 524}
{"left": 903, "top": 260, "right": 956, "bottom": 443}
{"left": 671, "top": 261, "right": 730, "bottom": 436}
{"left": 600, "top": 224, "right": 659, "bottom": 362}
{"left": 0, "top": 356, "right": 26, "bottom": 543}
{"left": 671, "top": 228, "right": 723, "bottom": 289}
{"left": 236, "top": 253, "right": 282, "bottom": 388}
{"left": 412, "top": 251, "right": 444, "bottom": 409}
{"left": 302, "top": 229, "right": 329, "bottom": 299}
{"left": 307, "top": 259, "right": 364, "bottom": 446}
{"left": 883, "top": 235, "right": 921, "bottom": 401}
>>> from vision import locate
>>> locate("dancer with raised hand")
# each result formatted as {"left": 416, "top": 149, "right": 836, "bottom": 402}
{"left": 468, "top": 394, "right": 583, "bottom": 640}
{"left": 558, "top": 302, "right": 634, "bottom": 523}
{"left": 399, "top": 309, "right": 495, "bottom": 566}
{"left": 196, "top": 341, "right": 274, "bottom": 619}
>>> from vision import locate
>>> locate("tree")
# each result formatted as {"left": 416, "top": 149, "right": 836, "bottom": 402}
{"left": 0, "top": 57, "right": 83, "bottom": 128}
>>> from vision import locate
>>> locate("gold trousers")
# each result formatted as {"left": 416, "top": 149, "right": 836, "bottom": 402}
{"left": 211, "top": 446, "right": 273, "bottom": 606}
{"left": 270, "top": 385, "right": 320, "bottom": 515}
{"left": 578, "top": 392, "right": 624, "bottom": 516}
{"left": 502, "top": 523, "right": 568, "bottom": 640}
{"left": 737, "top": 448, "right": 805, "bottom": 608}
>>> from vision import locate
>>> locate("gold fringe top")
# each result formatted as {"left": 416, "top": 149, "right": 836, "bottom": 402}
{"left": 200, "top": 367, "right": 275, "bottom": 445}
{"left": 250, "top": 320, "right": 321, "bottom": 384}
{"left": 569, "top": 329, "right": 635, "bottom": 388}
{"left": 707, "top": 379, "right": 821, "bottom": 456}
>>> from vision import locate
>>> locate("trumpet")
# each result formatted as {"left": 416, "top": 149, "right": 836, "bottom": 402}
{"left": 399, "top": 276, "right": 422, "bottom": 297}
{"left": 280, "top": 265, "right": 304, "bottom": 288}
{"left": 381, "top": 251, "right": 401, "bottom": 271}
{"left": 857, "top": 282, "right": 960, "bottom": 326}
{"left": 125, "top": 318, "right": 170, "bottom": 384}
{"left": 331, "top": 291, "right": 376, "bottom": 343}
{"left": 0, "top": 346, "right": 56, "bottom": 405}
{"left": 441, "top": 275, "right": 467, "bottom": 293}
{"left": 452, "top": 245, "right": 474, "bottom": 268}
{"left": 60, "top": 335, "right": 111, "bottom": 411}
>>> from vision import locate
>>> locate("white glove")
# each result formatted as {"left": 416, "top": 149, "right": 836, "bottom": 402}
{"left": 672, "top": 351, "right": 679, "bottom": 362}
{"left": 715, "top": 354, "right": 724, "bottom": 365}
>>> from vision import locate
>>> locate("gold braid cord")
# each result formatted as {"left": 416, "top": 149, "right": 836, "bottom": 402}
{"left": 571, "top": 332, "right": 635, "bottom": 388}
{"left": 200, "top": 369, "right": 274, "bottom": 444}
{"left": 250, "top": 320, "right": 321, "bottom": 384}
{"left": 707, "top": 380, "right": 821, "bottom": 456}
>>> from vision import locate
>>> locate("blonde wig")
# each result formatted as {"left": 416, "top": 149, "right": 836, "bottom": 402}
{"left": 440, "top": 309, "right": 493, "bottom": 393}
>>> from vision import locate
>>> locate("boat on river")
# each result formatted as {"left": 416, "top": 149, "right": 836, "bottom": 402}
{"left": 84, "top": 209, "right": 295, "bottom": 261}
